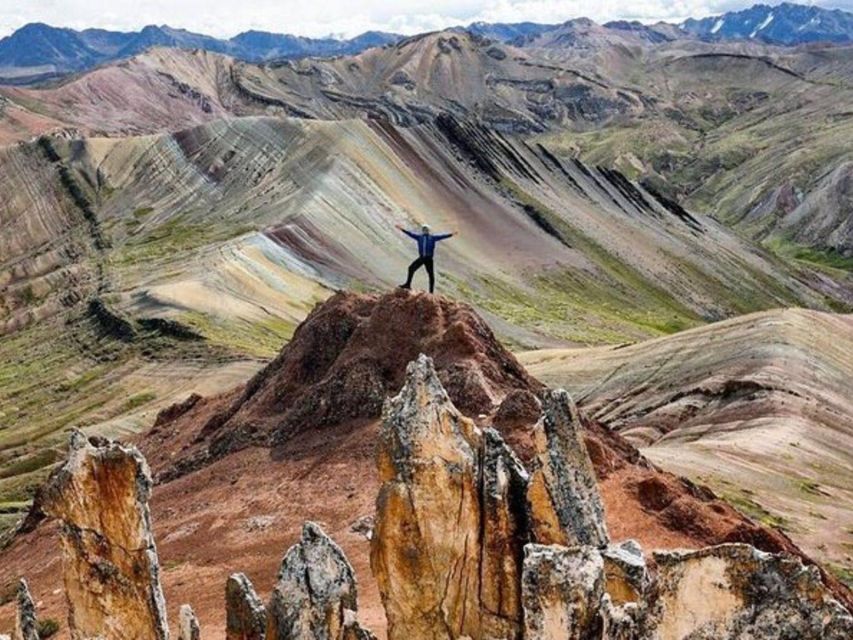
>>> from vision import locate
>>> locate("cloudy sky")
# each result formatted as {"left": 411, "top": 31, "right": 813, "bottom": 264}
{"left": 0, "top": 0, "right": 851, "bottom": 38}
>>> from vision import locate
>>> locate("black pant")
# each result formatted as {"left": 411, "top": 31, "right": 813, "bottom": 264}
{"left": 404, "top": 256, "right": 435, "bottom": 292}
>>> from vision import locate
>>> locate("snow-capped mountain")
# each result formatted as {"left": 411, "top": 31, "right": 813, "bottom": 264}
{"left": 681, "top": 2, "right": 853, "bottom": 44}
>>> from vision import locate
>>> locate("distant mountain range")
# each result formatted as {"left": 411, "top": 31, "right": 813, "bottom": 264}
{"left": 1, "top": 2, "right": 851, "bottom": 84}
{"left": 0, "top": 22, "right": 400, "bottom": 83}
{"left": 681, "top": 2, "right": 853, "bottom": 43}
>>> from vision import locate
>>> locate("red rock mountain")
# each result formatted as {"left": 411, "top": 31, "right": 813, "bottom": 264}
{"left": 141, "top": 290, "right": 849, "bottom": 604}
{"left": 2, "top": 289, "right": 849, "bottom": 637}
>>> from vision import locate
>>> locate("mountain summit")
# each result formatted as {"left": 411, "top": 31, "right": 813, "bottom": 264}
{"left": 682, "top": 2, "right": 853, "bottom": 43}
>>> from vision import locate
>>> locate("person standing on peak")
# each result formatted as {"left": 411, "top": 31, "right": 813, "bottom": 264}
{"left": 396, "top": 222, "right": 457, "bottom": 293}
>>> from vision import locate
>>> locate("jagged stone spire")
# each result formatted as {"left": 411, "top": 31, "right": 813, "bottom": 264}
{"left": 372, "top": 354, "right": 488, "bottom": 640}
{"left": 225, "top": 573, "right": 266, "bottom": 640}
{"left": 39, "top": 430, "right": 169, "bottom": 640}
{"left": 479, "top": 428, "right": 530, "bottom": 637}
{"left": 13, "top": 579, "right": 38, "bottom": 640}
{"left": 369, "top": 354, "right": 851, "bottom": 640}
{"left": 267, "top": 522, "right": 372, "bottom": 640}
{"left": 372, "top": 354, "right": 617, "bottom": 640}
{"left": 178, "top": 604, "right": 201, "bottom": 640}
{"left": 526, "top": 389, "right": 609, "bottom": 547}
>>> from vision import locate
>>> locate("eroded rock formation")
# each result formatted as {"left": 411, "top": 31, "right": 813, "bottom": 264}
{"left": 373, "top": 354, "right": 611, "bottom": 640}
{"left": 372, "top": 353, "right": 488, "bottom": 640}
{"left": 13, "top": 579, "right": 37, "bottom": 640}
{"left": 648, "top": 544, "right": 853, "bottom": 639}
{"left": 267, "top": 522, "right": 372, "bottom": 640}
{"left": 225, "top": 573, "right": 266, "bottom": 640}
{"left": 39, "top": 430, "right": 169, "bottom": 640}
{"left": 521, "top": 544, "right": 605, "bottom": 640}
{"left": 371, "top": 353, "right": 853, "bottom": 640}
{"left": 148, "top": 289, "right": 542, "bottom": 480}
{"left": 526, "top": 389, "right": 609, "bottom": 547}
{"left": 179, "top": 604, "right": 201, "bottom": 640}
{"left": 479, "top": 428, "right": 530, "bottom": 638}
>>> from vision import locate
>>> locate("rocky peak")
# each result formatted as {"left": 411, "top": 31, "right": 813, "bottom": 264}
{"left": 148, "top": 289, "right": 542, "bottom": 479}
{"left": 526, "top": 389, "right": 609, "bottom": 547}
{"left": 38, "top": 430, "right": 169, "bottom": 640}
{"left": 225, "top": 573, "right": 266, "bottom": 640}
{"left": 13, "top": 579, "right": 37, "bottom": 640}
{"left": 267, "top": 521, "right": 372, "bottom": 640}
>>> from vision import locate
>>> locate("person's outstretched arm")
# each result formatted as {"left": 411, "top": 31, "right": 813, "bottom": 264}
{"left": 433, "top": 230, "right": 457, "bottom": 241}
{"left": 395, "top": 223, "right": 420, "bottom": 240}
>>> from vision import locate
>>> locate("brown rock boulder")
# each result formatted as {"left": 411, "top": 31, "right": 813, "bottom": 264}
{"left": 649, "top": 544, "right": 853, "bottom": 639}
{"left": 267, "top": 522, "right": 371, "bottom": 640}
{"left": 38, "top": 430, "right": 169, "bottom": 640}
{"left": 225, "top": 573, "right": 266, "bottom": 640}
{"left": 526, "top": 390, "right": 609, "bottom": 548}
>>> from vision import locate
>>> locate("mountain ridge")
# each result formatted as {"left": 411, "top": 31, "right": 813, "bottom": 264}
{"left": 0, "top": 21, "right": 402, "bottom": 84}
{"left": 682, "top": 2, "right": 853, "bottom": 44}
{"left": 2, "top": 3, "right": 852, "bottom": 84}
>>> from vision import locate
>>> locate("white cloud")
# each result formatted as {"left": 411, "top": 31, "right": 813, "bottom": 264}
{"left": 0, "top": 0, "right": 851, "bottom": 39}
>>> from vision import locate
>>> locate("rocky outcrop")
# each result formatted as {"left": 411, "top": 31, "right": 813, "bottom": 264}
{"left": 479, "top": 428, "right": 530, "bottom": 638}
{"left": 370, "top": 354, "right": 853, "bottom": 640}
{"left": 521, "top": 542, "right": 645, "bottom": 640}
{"left": 372, "top": 353, "right": 488, "bottom": 640}
{"left": 38, "top": 430, "right": 169, "bottom": 640}
{"left": 521, "top": 544, "right": 605, "bottom": 640}
{"left": 267, "top": 522, "right": 372, "bottom": 640}
{"left": 371, "top": 354, "right": 645, "bottom": 640}
{"left": 526, "top": 390, "right": 609, "bottom": 548}
{"left": 149, "top": 290, "right": 543, "bottom": 479}
{"left": 648, "top": 544, "right": 853, "bottom": 639}
{"left": 373, "top": 354, "right": 541, "bottom": 640}
{"left": 13, "top": 579, "right": 38, "bottom": 640}
{"left": 179, "top": 605, "right": 201, "bottom": 640}
{"left": 225, "top": 573, "right": 266, "bottom": 640}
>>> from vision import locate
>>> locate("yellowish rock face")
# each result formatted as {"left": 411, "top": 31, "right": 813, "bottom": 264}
{"left": 603, "top": 561, "right": 642, "bottom": 606}
{"left": 372, "top": 355, "right": 530, "bottom": 640}
{"left": 526, "top": 466, "right": 567, "bottom": 546}
{"left": 655, "top": 555, "right": 743, "bottom": 640}
{"left": 372, "top": 400, "right": 484, "bottom": 639}
{"left": 40, "top": 433, "right": 168, "bottom": 640}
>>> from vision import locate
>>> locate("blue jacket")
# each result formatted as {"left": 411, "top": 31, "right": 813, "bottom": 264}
{"left": 402, "top": 229, "right": 453, "bottom": 257}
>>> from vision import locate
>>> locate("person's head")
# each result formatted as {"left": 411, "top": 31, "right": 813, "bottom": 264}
{"left": 421, "top": 223, "right": 430, "bottom": 234}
